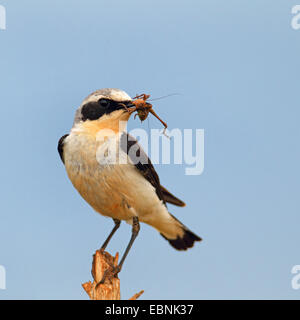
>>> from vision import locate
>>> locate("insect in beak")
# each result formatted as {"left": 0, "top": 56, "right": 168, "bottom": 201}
{"left": 119, "top": 103, "right": 136, "bottom": 113}
{"left": 129, "top": 94, "right": 168, "bottom": 132}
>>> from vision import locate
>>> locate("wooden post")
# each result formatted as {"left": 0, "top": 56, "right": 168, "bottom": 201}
{"left": 82, "top": 249, "right": 144, "bottom": 300}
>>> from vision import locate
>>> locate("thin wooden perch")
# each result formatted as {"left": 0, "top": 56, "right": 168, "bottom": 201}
{"left": 82, "top": 249, "right": 144, "bottom": 300}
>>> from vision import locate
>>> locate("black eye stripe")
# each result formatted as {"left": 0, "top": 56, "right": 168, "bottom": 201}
{"left": 98, "top": 98, "right": 110, "bottom": 107}
{"left": 81, "top": 102, "right": 102, "bottom": 121}
{"left": 81, "top": 99, "right": 132, "bottom": 121}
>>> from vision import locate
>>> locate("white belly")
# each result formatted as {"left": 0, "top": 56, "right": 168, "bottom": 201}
{"left": 63, "top": 131, "right": 168, "bottom": 223}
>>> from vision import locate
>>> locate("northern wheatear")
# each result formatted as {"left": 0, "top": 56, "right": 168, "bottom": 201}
{"left": 58, "top": 88, "right": 201, "bottom": 278}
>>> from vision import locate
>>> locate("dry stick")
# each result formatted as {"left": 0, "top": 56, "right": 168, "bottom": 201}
{"left": 82, "top": 250, "right": 144, "bottom": 300}
{"left": 129, "top": 290, "right": 145, "bottom": 300}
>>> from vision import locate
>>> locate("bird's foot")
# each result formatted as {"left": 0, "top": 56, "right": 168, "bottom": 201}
{"left": 99, "top": 247, "right": 105, "bottom": 253}
{"left": 95, "top": 265, "right": 121, "bottom": 288}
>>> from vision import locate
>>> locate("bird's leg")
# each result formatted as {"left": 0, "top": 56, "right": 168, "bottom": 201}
{"left": 100, "top": 219, "right": 121, "bottom": 251}
{"left": 117, "top": 216, "right": 140, "bottom": 271}
{"left": 98, "top": 217, "right": 140, "bottom": 285}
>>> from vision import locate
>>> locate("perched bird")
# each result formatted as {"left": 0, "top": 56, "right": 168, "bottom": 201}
{"left": 58, "top": 88, "right": 201, "bottom": 278}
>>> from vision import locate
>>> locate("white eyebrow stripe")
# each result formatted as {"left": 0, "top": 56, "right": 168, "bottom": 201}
{"left": 81, "top": 88, "right": 132, "bottom": 106}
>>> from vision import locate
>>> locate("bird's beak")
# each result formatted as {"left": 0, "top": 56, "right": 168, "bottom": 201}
{"left": 119, "top": 102, "right": 137, "bottom": 114}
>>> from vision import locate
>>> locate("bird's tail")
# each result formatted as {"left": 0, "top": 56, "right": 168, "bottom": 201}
{"left": 160, "top": 214, "right": 202, "bottom": 250}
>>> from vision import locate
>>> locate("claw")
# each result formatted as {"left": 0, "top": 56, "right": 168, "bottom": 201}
{"left": 95, "top": 265, "right": 121, "bottom": 288}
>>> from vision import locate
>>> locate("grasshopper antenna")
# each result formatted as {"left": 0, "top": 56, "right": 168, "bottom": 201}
{"left": 148, "top": 93, "right": 182, "bottom": 102}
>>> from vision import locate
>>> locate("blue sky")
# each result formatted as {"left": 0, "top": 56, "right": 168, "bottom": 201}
{"left": 0, "top": 0, "right": 300, "bottom": 299}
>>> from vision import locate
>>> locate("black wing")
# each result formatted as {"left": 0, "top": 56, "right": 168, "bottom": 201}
{"left": 58, "top": 134, "right": 69, "bottom": 164}
{"left": 160, "top": 185, "right": 185, "bottom": 207}
{"left": 120, "top": 133, "right": 185, "bottom": 207}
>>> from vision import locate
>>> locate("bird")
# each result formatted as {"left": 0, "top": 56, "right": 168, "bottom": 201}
{"left": 58, "top": 88, "right": 201, "bottom": 279}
